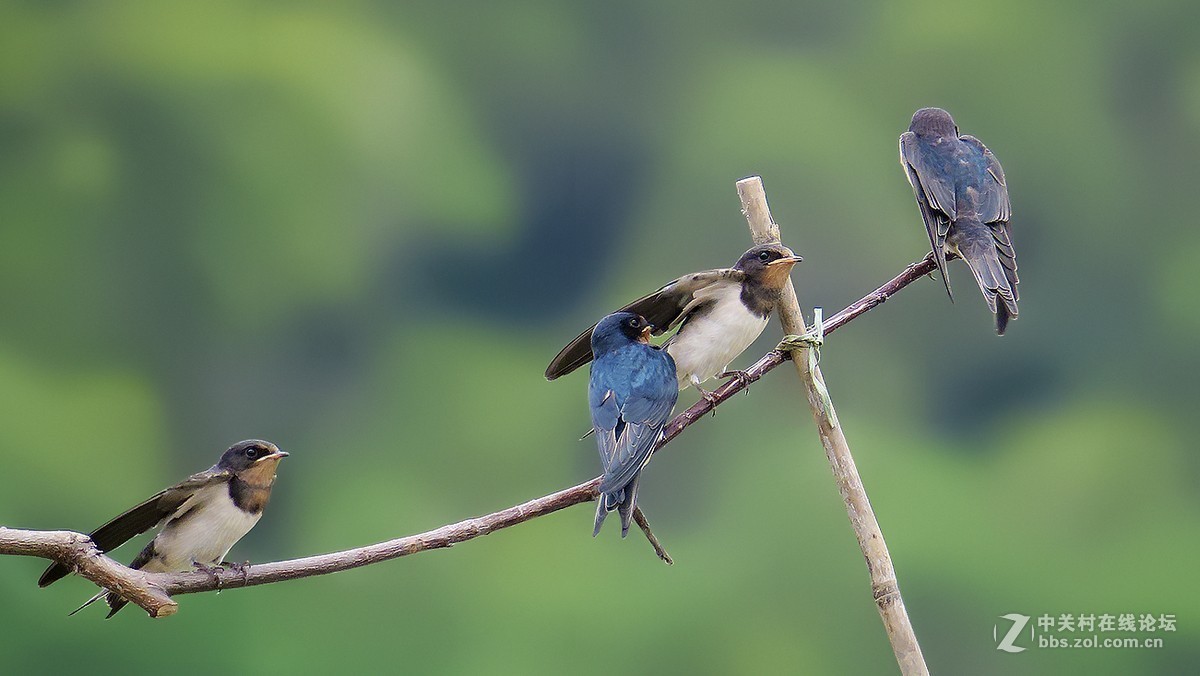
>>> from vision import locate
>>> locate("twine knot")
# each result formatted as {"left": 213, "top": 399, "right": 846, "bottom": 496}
{"left": 775, "top": 307, "right": 825, "bottom": 363}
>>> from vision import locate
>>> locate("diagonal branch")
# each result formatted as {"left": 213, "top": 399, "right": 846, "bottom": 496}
{"left": 4, "top": 217, "right": 944, "bottom": 619}
{"left": 735, "top": 176, "right": 928, "bottom": 676}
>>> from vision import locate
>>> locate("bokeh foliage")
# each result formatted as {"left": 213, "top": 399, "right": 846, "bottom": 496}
{"left": 1, "top": 1, "right": 1198, "bottom": 674}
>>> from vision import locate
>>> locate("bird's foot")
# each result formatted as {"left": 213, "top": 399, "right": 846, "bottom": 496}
{"left": 193, "top": 561, "right": 225, "bottom": 590}
{"left": 696, "top": 385, "right": 719, "bottom": 411}
{"left": 221, "top": 560, "right": 252, "bottom": 583}
{"left": 719, "top": 369, "right": 752, "bottom": 394}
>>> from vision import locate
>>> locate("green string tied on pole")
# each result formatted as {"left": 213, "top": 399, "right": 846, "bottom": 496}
{"left": 776, "top": 308, "right": 840, "bottom": 428}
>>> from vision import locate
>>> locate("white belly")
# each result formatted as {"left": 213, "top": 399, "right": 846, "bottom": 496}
{"left": 666, "top": 289, "right": 769, "bottom": 389}
{"left": 146, "top": 484, "right": 262, "bottom": 572}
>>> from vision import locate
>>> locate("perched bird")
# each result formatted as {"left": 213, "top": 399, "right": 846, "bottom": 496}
{"left": 39, "top": 440, "right": 288, "bottom": 617}
{"left": 546, "top": 244, "right": 802, "bottom": 401}
{"left": 589, "top": 312, "right": 678, "bottom": 537}
{"left": 899, "top": 107, "right": 1019, "bottom": 334}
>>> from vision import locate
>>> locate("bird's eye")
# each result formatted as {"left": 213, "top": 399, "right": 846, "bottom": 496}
{"left": 245, "top": 447, "right": 259, "bottom": 459}
{"left": 758, "top": 251, "right": 772, "bottom": 262}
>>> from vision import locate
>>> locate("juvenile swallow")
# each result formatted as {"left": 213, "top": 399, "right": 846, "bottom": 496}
{"left": 547, "top": 244, "right": 802, "bottom": 401}
{"left": 589, "top": 312, "right": 678, "bottom": 537}
{"left": 39, "top": 440, "right": 288, "bottom": 617}
{"left": 900, "top": 107, "right": 1019, "bottom": 334}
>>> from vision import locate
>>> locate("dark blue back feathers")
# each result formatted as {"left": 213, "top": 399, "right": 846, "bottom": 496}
{"left": 588, "top": 312, "right": 678, "bottom": 536}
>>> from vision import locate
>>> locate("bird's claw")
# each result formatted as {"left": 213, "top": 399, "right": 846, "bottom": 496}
{"left": 192, "top": 562, "right": 224, "bottom": 575}
{"left": 696, "top": 386, "right": 719, "bottom": 411}
{"left": 222, "top": 560, "right": 252, "bottom": 583}
{"left": 193, "top": 561, "right": 226, "bottom": 589}
{"left": 719, "top": 369, "right": 752, "bottom": 393}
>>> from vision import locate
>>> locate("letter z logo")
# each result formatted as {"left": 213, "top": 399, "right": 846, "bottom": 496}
{"left": 995, "top": 613, "right": 1031, "bottom": 653}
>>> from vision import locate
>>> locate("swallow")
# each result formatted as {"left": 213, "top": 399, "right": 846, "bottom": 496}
{"left": 589, "top": 312, "right": 678, "bottom": 537}
{"left": 38, "top": 440, "right": 288, "bottom": 617}
{"left": 546, "top": 244, "right": 802, "bottom": 401}
{"left": 900, "top": 107, "right": 1019, "bottom": 334}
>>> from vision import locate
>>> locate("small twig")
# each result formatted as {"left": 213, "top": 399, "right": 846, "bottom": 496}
{"left": 632, "top": 508, "right": 673, "bottom": 565}
{"left": 736, "top": 176, "right": 929, "bottom": 676}
{"left": 820, "top": 251, "right": 941, "bottom": 334}
{"left": 5, "top": 221, "right": 946, "bottom": 617}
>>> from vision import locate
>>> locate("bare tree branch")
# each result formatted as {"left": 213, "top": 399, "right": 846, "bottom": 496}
{"left": 632, "top": 508, "right": 673, "bottom": 565}
{"left": 735, "top": 176, "right": 929, "bottom": 676}
{"left": 0, "top": 527, "right": 179, "bottom": 617}
{"left": 4, "top": 196, "right": 945, "bottom": 619}
{"left": 3, "top": 478, "right": 599, "bottom": 618}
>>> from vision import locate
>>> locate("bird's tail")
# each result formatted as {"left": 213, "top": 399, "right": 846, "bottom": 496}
{"left": 68, "top": 589, "right": 128, "bottom": 618}
{"left": 104, "top": 594, "right": 130, "bottom": 618}
{"left": 592, "top": 477, "right": 640, "bottom": 538}
{"left": 593, "top": 488, "right": 623, "bottom": 537}
{"left": 951, "top": 220, "right": 1018, "bottom": 334}
{"left": 68, "top": 591, "right": 105, "bottom": 616}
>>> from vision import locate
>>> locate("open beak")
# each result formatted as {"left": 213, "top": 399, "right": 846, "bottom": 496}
{"left": 255, "top": 450, "right": 289, "bottom": 463}
{"left": 639, "top": 325, "right": 654, "bottom": 342}
{"left": 767, "top": 254, "right": 803, "bottom": 266}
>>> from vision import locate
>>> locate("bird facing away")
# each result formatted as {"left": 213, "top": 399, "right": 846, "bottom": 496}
{"left": 899, "top": 107, "right": 1019, "bottom": 334}
{"left": 546, "top": 243, "right": 801, "bottom": 401}
{"left": 38, "top": 440, "right": 288, "bottom": 617}
{"left": 589, "top": 312, "right": 678, "bottom": 537}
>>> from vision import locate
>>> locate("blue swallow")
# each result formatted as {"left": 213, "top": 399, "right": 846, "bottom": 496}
{"left": 900, "top": 107, "right": 1019, "bottom": 334}
{"left": 588, "top": 312, "right": 678, "bottom": 537}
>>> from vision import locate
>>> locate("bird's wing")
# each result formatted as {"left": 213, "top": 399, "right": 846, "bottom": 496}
{"left": 899, "top": 132, "right": 957, "bottom": 221}
{"left": 900, "top": 131, "right": 956, "bottom": 298}
{"left": 961, "top": 134, "right": 1018, "bottom": 308}
{"left": 992, "top": 222, "right": 1019, "bottom": 302}
{"left": 589, "top": 379, "right": 624, "bottom": 488}
{"left": 597, "top": 351, "right": 678, "bottom": 495}
{"left": 544, "top": 268, "right": 745, "bottom": 380}
{"left": 960, "top": 135, "right": 1011, "bottom": 224}
{"left": 37, "top": 468, "right": 233, "bottom": 587}
{"left": 597, "top": 421, "right": 661, "bottom": 496}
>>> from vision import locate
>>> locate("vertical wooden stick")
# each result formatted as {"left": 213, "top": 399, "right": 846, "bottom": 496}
{"left": 736, "top": 176, "right": 929, "bottom": 675}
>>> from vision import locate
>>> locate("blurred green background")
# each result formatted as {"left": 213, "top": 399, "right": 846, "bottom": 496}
{"left": 2, "top": 1, "right": 1197, "bottom": 674}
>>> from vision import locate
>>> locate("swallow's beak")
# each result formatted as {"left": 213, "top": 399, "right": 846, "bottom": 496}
{"left": 639, "top": 325, "right": 654, "bottom": 342}
{"left": 255, "top": 450, "right": 289, "bottom": 463}
{"left": 767, "top": 254, "right": 803, "bottom": 266}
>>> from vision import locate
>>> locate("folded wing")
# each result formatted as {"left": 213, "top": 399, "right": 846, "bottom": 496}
{"left": 594, "top": 354, "right": 678, "bottom": 495}
{"left": 37, "top": 468, "right": 232, "bottom": 587}
{"left": 899, "top": 131, "right": 957, "bottom": 298}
